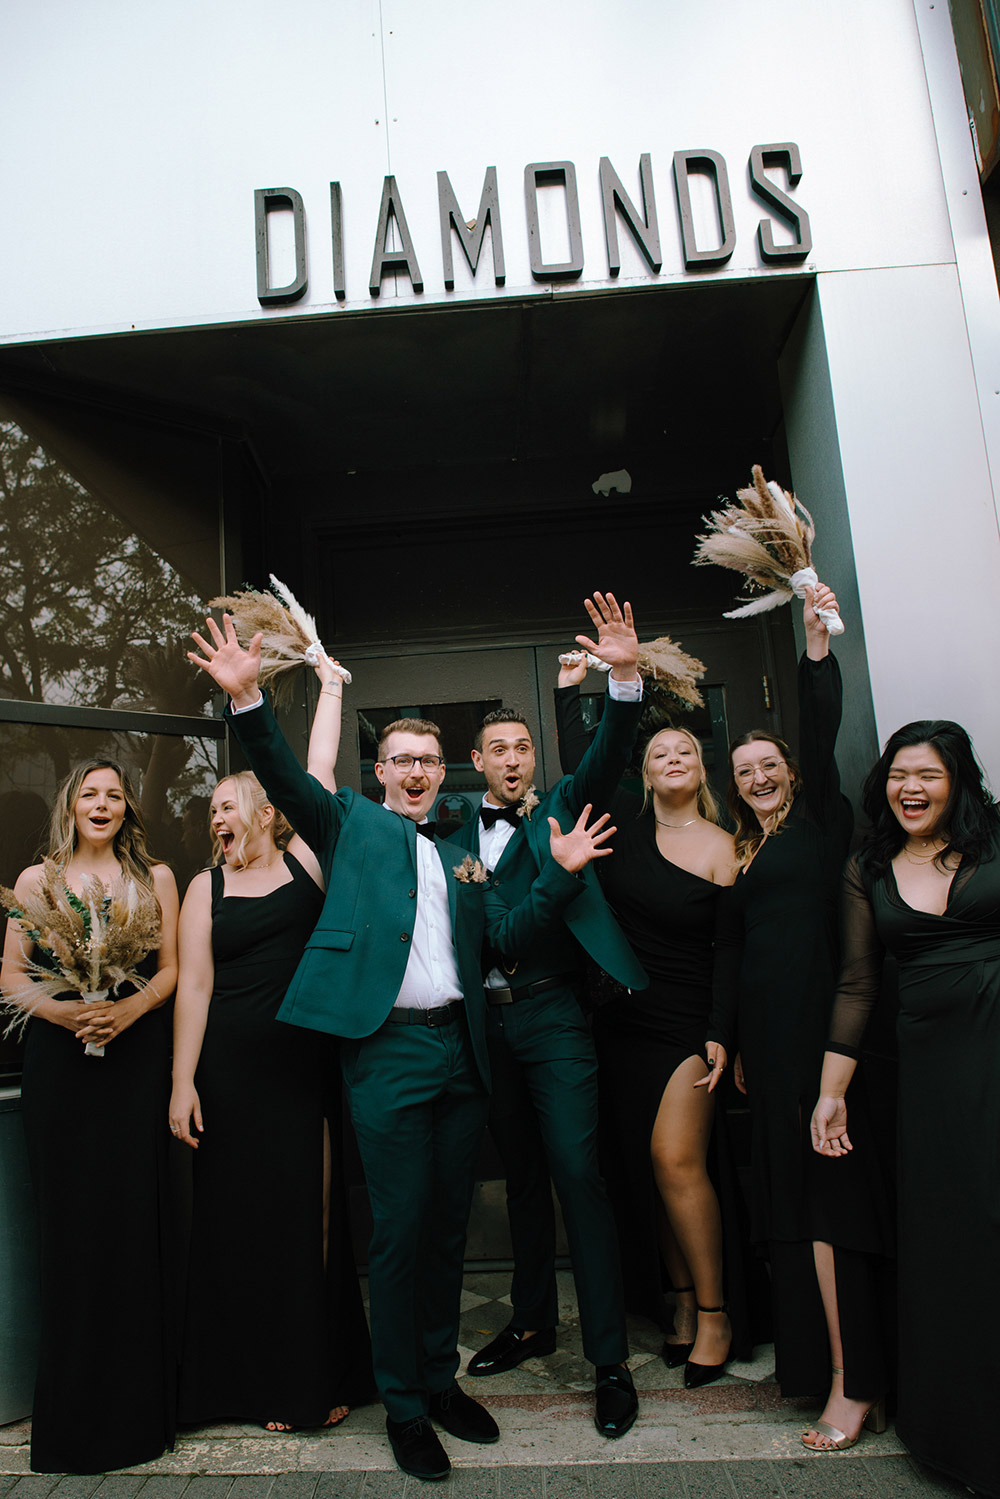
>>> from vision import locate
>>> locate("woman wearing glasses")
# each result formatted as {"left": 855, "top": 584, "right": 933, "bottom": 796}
{"left": 716, "top": 583, "right": 894, "bottom": 1445}
{"left": 170, "top": 655, "right": 374, "bottom": 1432}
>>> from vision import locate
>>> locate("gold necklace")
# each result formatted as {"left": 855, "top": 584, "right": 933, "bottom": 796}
{"left": 655, "top": 817, "right": 698, "bottom": 829}
{"left": 240, "top": 850, "right": 279, "bottom": 872}
{"left": 901, "top": 842, "right": 945, "bottom": 865}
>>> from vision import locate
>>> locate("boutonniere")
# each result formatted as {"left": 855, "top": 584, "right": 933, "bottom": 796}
{"left": 453, "top": 856, "right": 489, "bottom": 885}
{"left": 517, "top": 787, "right": 540, "bottom": 821}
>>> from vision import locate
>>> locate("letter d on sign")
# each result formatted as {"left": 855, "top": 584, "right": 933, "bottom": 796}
{"left": 255, "top": 187, "right": 308, "bottom": 306}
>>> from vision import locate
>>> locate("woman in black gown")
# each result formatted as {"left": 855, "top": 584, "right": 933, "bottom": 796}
{"left": 813, "top": 721, "right": 1000, "bottom": 1489}
{"left": 594, "top": 724, "right": 741, "bottom": 1387}
{"left": 170, "top": 658, "right": 374, "bottom": 1429}
{"left": 0, "top": 760, "right": 179, "bottom": 1473}
{"left": 716, "top": 583, "right": 894, "bottom": 1436}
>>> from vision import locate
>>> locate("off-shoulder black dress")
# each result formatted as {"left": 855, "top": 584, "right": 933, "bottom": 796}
{"left": 713, "top": 655, "right": 895, "bottom": 1397}
{"left": 829, "top": 840, "right": 1000, "bottom": 1497}
{"left": 595, "top": 816, "right": 757, "bottom": 1358}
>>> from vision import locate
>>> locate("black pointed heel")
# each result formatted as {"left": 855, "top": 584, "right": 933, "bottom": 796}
{"left": 683, "top": 1303, "right": 732, "bottom": 1390}
{"left": 661, "top": 1285, "right": 695, "bottom": 1370}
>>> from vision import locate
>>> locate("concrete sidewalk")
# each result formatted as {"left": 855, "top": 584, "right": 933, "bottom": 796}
{"left": 0, "top": 1273, "right": 970, "bottom": 1496}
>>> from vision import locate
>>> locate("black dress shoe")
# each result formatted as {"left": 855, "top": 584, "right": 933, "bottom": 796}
{"left": 428, "top": 1383, "right": 500, "bottom": 1443}
{"left": 466, "top": 1322, "right": 557, "bottom": 1376}
{"left": 385, "top": 1415, "right": 451, "bottom": 1480}
{"left": 594, "top": 1365, "right": 638, "bottom": 1438}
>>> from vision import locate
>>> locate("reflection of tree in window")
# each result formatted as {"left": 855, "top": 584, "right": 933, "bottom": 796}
{"left": 0, "top": 419, "right": 212, "bottom": 714}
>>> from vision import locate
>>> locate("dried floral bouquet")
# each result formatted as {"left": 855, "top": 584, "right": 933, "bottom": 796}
{"left": 209, "top": 574, "right": 351, "bottom": 697}
{"left": 693, "top": 464, "right": 844, "bottom": 634}
{"left": 0, "top": 861, "right": 161, "bottom": 1054}
{"left": 559, "top": 636, "right": 706, "bottom": 714}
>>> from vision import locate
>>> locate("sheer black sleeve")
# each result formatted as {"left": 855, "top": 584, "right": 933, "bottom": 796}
{"left": 554, "top": 684, "right": 591, "bottom": 777}
{"left": 708, "top": 885, "right": 742, "bottom": 1052}
{"left": 797, "top": 654, "right": 844, "bottom": 822}
{"left": 827, "top": 854, "right": 885, "bottom": 1059}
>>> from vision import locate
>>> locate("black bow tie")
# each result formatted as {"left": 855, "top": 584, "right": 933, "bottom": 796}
{"left": 481, "top": 804, "right": 521, "bottom": 831}
{"left": 416, "top": 821, "right": 436, "bottom": 841}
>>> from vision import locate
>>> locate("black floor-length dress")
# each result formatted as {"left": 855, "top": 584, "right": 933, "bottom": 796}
{"left": 178, "top": 854, "right": 374, "bottom": 1426}
{"left": 22, "top": 956, "right": 175, "bottom": 1474}
{"left": 714, "top": 655, "right": 895, "bottom": 1398}
{"left": 830, "top": 843, "right": 1000, "bottom": 1497}
{"left": 594, "top": 815, "right": 759, "bottom": 1359}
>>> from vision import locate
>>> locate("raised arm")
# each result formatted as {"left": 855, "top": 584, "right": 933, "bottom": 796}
{"left": 561, "top": 593, "right": 643, "bottom": 817}
{"left": 169, "top": 870, "right": 215, "bottom": 1148}
{"left": 189, "top": 613, "right": 343, "bottom": 855}
{"left": 306, "top": 655, "right": 347, "bottom": 794}
{"left": 554, "top": 669, "right": 591, "bottom": 779}
{"left": 797, "top": 588, "right": 849, "bottom": 830}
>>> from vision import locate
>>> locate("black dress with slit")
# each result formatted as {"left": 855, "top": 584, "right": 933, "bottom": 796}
{"left": 22, "top": 952, "right": 176, "bottom": 1474}
{"left": 713, "top": 654, "right": 895, "bottom": 1398}
{"left": 593, "top": 815, "right": 757, "bottom": 1359}
{"left": 829, "top": 842, "right": 1000, "bottom": 1497}
{"left": 178, "top": 854, "right": 374, "bottom": 1426}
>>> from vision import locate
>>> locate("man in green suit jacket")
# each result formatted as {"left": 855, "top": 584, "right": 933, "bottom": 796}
{"left": 448, "top": 593, "right": 648, "bottom": 1437}
{"left": 189, "top": 612, "right": 613, "bottom": 1481}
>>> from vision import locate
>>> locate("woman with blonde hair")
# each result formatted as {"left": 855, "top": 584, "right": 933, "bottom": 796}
{"left": 170, "top": 655, "right": 374, "bottom": 1431}
{"left": 1, "top": 757, "right": 179, "bottom": 1473}
{"left": 592, "top": 717, "right": 743, "bottom": 1387}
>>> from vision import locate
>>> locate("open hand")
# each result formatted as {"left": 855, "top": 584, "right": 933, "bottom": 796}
{"left": 548, "top": 805, "right": 615, "bottom": 873}
{"left": 189, "top": 613, "right": 262, "bottom": 706}
{"left": 576, "top": 592, "right": 638, "bottom": 681}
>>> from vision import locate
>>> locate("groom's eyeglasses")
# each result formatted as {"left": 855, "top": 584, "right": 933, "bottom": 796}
{"left": 382, "top": 754, "right": 444, "bottom": 771}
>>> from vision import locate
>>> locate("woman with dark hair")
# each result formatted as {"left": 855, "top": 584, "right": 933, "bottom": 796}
{"left": 170, "top": 656, "right": 374, "bottom": 1432}
{"left": 0, "top": 759, "right": 179, "bottom": 1473}
{"left": 812, "top": 721, "right": 1000, "bottom": 1492}
{"left": 593, "top": 723, "right": 744, "bottom": 1387}
{"left": 716, "top": 583, "right": 894, "bottom": 1433}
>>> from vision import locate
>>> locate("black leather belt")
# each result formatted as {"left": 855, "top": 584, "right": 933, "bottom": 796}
{"left": 383, "top": 1003, "right": 462, "bottom": 1028}
{"left": 486, "top": 974, "right": 575, "bottom": 1006}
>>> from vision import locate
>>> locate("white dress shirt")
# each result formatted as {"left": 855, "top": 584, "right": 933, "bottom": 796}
{"left": 388, "top": 811, "right": 464, "bottom": 1010}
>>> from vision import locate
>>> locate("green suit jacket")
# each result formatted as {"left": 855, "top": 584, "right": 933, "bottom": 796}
{"left": 449, "top": 692, "right": 649, "bottom": 990}
{"left": 226, "top": 696, "right": 585, "bottom": 1087}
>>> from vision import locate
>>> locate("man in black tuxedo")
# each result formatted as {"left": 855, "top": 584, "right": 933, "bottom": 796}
{"left": 448, "top": 593, "right": 648, "bottom": 1438}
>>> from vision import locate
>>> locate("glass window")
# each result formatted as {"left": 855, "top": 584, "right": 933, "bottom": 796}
{"left": 0, "top": 404, "right": 218, "bottom": 717}
{"left": 359, "top": 700, "right": 501, "bottom": 831}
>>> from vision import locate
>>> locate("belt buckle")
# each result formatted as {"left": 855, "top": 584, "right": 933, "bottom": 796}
{"left": 428, "top": 1005, "right": 452, "bottom": 1027}
{"left": 488, "top": 986, "right": 513, "bottom": 1005}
